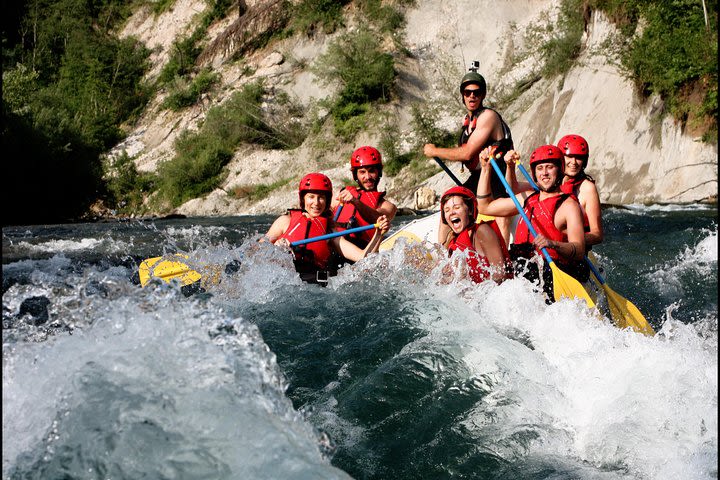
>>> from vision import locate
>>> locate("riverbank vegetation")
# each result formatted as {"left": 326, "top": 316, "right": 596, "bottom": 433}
{"left": 1, "top": 0, "right": 716, "bottom": 224}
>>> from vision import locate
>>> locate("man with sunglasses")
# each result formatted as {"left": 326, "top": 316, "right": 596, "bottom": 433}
{"left": 423, "top": 65, "right": 514, "bottom": 244}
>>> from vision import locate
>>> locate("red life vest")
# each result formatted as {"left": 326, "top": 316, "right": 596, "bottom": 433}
{"left": 513, "top": 192, "right": 571, "bottom": 261}
{"left": 447, "top": 220, "right": 510, "bottom": 283}
{"left": 561, "top": 176, "right": 590, "bottom": 232}
{"left": 280, "top": 210, "right": 333, "bottom": 271}
{"left": 333, "top": 186, "right": 385, "bottom": 246}
{"left": 458, "top": 108, "right": 513, "bottom": 172}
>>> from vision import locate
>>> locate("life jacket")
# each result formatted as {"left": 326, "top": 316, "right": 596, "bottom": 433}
{"left": 447, "top": 220, "right": 511, "bottom": 283}
{"left": 458, "top": 107, "right": 513, "bottom": 195}
{"left": 458, "top": 107, "right": 513, "bottom": 172}
{"left": 513, "top": 192, "right": 571, "bottom": 262}
{"left": 281, "top": 210, "right": 333, "bottom": 272}
{"left": 561, "top": 175, "right": 591, "bottom": 233}
{"left": 333, "top": 186, "right": 385, "bottom": 247}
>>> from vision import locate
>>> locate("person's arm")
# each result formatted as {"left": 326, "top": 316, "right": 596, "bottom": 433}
{"left": 350, "top": 196, "right": 397, "bottom": 224}
{"left": 475, "top": 150, "right": 529, "bottom": 217}
{"left": 438, "top": 216, "right": 452, "bottom": 246}
{"left": 579, "top": 181, "right": 604, "bottom": 246}
{"left": 502, "top": 149, "right": 533, "bottom": 193}
{"left": 376, "top": 199, "right": 398, "bottom": 222}
{"left": 263, "top": 214, "right": 291, "bottom": 244}
{"left": 333, "top": 215, "right": 390, "bottom": 262}
{"left": 336, "top": 189, "right": 397, "bottom": 223}
{"left": 532, "top": 199, "right": 585, "bottom": 261}
{"left": 423, "top": 110, "right": 497, "bottom": 162}
{"left": 475, "top": 224, "right": 511, "bottom": 283}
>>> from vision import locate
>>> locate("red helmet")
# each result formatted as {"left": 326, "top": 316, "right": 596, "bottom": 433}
{"left": 440, "top": 186, "right": 478, "bottom": 224}
{"left": 529, "top": 145, "right": 564, "bottom": 182}
{"left": 298, "top": 172, "right": 332, "bottom": 209}
{"left": 557, "top": 134, "right": 589, "bottom": 161}
{"left": 350, "top": 146, "right": 382, "bottom": 169}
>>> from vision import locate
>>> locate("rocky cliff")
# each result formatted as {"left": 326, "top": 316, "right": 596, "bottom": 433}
{"left": 112, "top": 0, "right": 718, "bottom": 217}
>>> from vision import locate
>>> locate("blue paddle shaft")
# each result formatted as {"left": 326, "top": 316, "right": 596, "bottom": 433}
{"left": 489, "top": 158, "right": 554, "bottom": 264}
{"left": 333, "top": 203, "right": 343, "bottom": 221}
{"left": 290, "top": 223, "right": 376, "bottom": 247}
{"left": 517, "top": 164, "right": 539, "bottom": 192}
{"left": 516, "top": 163, "right": 606, "bottom": 284}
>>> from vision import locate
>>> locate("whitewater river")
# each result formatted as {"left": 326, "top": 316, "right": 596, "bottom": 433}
{"left": 2, "top": 204, "right": 717, "bottom": 479}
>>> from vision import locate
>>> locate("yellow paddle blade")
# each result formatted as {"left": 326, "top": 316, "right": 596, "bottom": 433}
{"left": 476, "top": 213, "right": 495, "bottom": 222}
{"left": 379, "top": 231, "right": 424, "bottom": 252}
{"left": 601, "top": 282, "right": 655, "bottom": 336}
{"left": 549, "top": 262, "right": 595, "bottom": 308}
{"left": 138, "top": 254, "right": 202, "bottom": 287}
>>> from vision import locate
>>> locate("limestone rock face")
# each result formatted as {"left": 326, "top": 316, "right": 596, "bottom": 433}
{"left": 414, "top": 187, "right": 437, "bottom": 210}
{"left": 112, "top": 0, "right": 717, "bottom": 218}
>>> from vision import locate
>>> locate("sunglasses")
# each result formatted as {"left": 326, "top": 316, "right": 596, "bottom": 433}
{"left": 462, "top": 88, "right": 481, "bottom": 98}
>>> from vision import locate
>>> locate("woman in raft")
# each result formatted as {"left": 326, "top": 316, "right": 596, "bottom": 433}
{"left": 264, "top": 172, "right": 389, "bottom": 285}
{"left": 438, "top": 185, "right": 512, "bottom": 284}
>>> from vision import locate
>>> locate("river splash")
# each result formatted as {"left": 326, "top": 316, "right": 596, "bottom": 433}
{"left": 2, "top": 208, "right": 717, "bottom": 479}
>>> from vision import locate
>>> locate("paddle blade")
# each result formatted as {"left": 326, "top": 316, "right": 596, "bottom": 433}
{"left": 602, "top": 283, "right": 655, "bottom": 336}
{"left": 549, "top": 262, "right": 596, "bottom": 308}
{"left": 138, "top": 255, "right": 202, "bottom": 287}
{"left": 379, "top": 231, "right": 424, "bottom": 251}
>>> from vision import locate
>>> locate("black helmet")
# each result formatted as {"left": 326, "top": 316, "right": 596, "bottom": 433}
{"left": 460, "top": 71, "right": 486, "bottom": 96}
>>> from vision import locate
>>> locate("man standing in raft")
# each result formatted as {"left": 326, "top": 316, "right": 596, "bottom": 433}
{"left": 423, "top": 62, "right": 514, "bottom": 245}
{"left": 264, "top": 172, "right": 389, "bottom": 285}
{"left": 438, "top": 186, "right": 512, "bottom": 284}
{"left": 476, "top": 145, "right": 588, "bottom": 301}
{"left": 557, "top": 134, "right": 604, "bottom": 248}
{"left": 332, "top": 146, "right": 397, "bottom": 249}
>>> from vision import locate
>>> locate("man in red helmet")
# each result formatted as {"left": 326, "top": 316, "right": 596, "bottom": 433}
{"left": 332, "top": 146, "right": 397, "bottom": 249}
{"left": 438, "top": 185, "right": 512, "bottom": 284}
{"left": 422, "top": 66, "right": 515, "bottom": 245}
{"left": 265, "top": 172, "right": 389, "bottom": 285}
{"left": 475, "top": 145, "right": 588, "bottom": 301}
{"left": 557, "top": 134, "right": 603, "bottom": 248}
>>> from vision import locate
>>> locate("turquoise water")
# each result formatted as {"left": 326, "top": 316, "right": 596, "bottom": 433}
{"left": 2, "top": 205, "right": 717, "bottom": 479}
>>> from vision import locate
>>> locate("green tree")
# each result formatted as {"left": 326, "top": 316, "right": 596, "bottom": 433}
{"left": 1, "top": 0, "right": 150, "bottom": 225}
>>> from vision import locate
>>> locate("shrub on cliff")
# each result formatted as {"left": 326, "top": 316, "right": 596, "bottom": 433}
{"left": 313, "top": 26, "right": 396, "bottom": 140}
{"left": 155, "top": 82, "right": 307, "bottom": 207}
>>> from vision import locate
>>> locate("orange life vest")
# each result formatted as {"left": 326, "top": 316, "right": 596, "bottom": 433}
{"left": 447, "top": 220, "right": 511, "bottom": 283}
{"left": 333, "top": 186, "right": 385, "bottom": 247}
{"left": 281, "top": 210, "right": 333, "bottom": 271}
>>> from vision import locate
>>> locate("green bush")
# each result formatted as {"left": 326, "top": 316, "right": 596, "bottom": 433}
{"left": 158, "top": 34, "right": 203, "bottom": 85}
{"left": 156, "top": 82, "right": 307, "bottom": 206}
{"left": 162, "top": 68, "right": 219, "bottom": 110}
{"left": 539, "top": 0, "right": 585, "bottom": 77}
{"left": 291, "top": 0, "right": 350, "bottom": 35}
{"left": 314, "top": 26, "right": 396, "bottom": 138}
{"left": 357, "top": 0, "right": 407, "bottom": 34}
{"left": 1, "top": 0, "right": 151, "bottom": 223}
{"left": 410, "top": 103, "right": 455, "bottom": 148}
{"left": 156, "top": 0, "right": 231, "bottom": 85}
{"left": 621, "top": 2, "right": 717, "bottom": 121}
{"left": 590, "top": 0, "right": 717, "bottom": 140}
{"left": 105, "top": 151, "right": 156, "bottom": 213}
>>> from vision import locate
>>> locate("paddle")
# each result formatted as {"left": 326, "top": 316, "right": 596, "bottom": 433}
{"left": 138, "top": 253, "right": 203, "bottom": 287}
{"left": 138, "top": 223, "right": 381, "bottom": 287}
{"left": 333, "top": 203, "right": 344, "bottom": 221}
{"left": 433, "top": 157, "right": 463, "bottom": 186}
{"left": 515, "top": 163, "right": 654, "bottom": 335}
{"left": 290, "top": 223, "right": 378, "bottom": 246}
{"left": 488, "top": 156, "right": 595, "bottom": 307}
{"left": 434, "top": 156, "right": 498, "bottom": 224}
